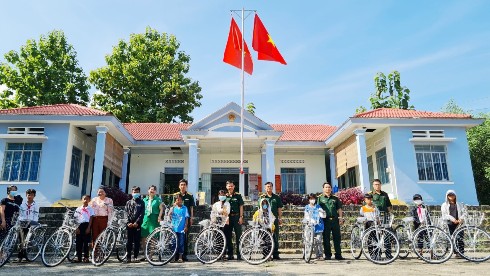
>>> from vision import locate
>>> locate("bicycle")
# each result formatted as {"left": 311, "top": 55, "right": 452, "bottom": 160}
{"left": 396, "top": 207, "right": 453, "bottom": 264}
{"left": 302, "top": 207, "right": 324, "bottom": 263}
{"left": 91, "top": 206, "right": 128, "bottom": 266}
{"left": 144, "top": 207, "right": 178, "bottom": 266}
{"left": 194, "top": 212, "right": 227, "bottom": 264}
{"left": 360, "top": 211, "right": 400, "bottom": 265}
{"left": 239, "top": 215, "right": 274, "bottom": 265}
{"left": 41, "top": 203, "right": 80, "bottom": 267}
{"left": 449, "top": 208, "right": 490, "bottom": 262}
{"left": 0, "top": 211, "right": 47, "bottom": 267}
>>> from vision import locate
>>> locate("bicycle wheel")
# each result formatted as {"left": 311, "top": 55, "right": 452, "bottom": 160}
{"left": 25, "top": 225, "right": 47, "bottom": 262}
{"left": 115, "top": 226, "right": 128, "bottom": 262}
{"left": 92, "top": 229, "right": 116, "bottom": 266}
{"left": 0, "top": 228, "right": 19, "bottom": 268}
{"left": 145, "top": 227, "right": 177, "bottom": 266}
{"left": 194, "top": 228, "right": 226, "bottom": 264}
{"left": 453, "top": 226, "right": 490, "bottom": 262}
{"left": 394, "top": 225, "right": 410, "bottom": 259}
{"left": 350, "top": 225, "right": 363, "bottom": 259}
{"left": 239, "top": 228, "right": 274, "bottom": 265}
{"left": 41, "top": 229, "right": 72, "bottom": 267}
{"left": 412, "top": 226, "right": 453, "bottom": 264}
{"left": 66, "top": 239, "right": 77, "bottom": 262}
{"left": 303, "top": 225, "right": 314, "bottom": 263}
{"left": 361, "top": 227, "right": 399, "bottom": 265}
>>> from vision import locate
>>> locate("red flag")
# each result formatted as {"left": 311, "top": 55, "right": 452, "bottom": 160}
{"left": 223, "top": 17, "right": 253, "bottom": 75}
{"left": 252, "top": 14, "right": 287, "bottom": 65}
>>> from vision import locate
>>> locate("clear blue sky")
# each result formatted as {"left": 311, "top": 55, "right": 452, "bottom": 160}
{"left": 1, "top": 0, "right": 489, "bottom": 126}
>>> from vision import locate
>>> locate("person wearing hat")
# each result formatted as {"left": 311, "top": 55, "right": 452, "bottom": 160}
{"left": 441, "top": 190, "right": 465, "bottom": 254}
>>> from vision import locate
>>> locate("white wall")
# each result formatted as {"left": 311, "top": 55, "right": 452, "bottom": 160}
{"left": 275, "top": 153, "right": 326, "bottom": 194}
{"left": 365, "top": 128, "right": 395, "bottom": 196}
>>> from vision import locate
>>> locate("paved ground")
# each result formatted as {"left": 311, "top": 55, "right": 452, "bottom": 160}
{"left": 1, "top": 254, "right": 489, "bottom": 276}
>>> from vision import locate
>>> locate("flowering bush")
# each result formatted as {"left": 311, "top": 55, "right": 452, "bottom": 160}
{"left": 335, "top": 187, "right": 364, "bottom": 205}
{"left": 103, "top": 186, "right": 131, "bottom": 206}
{"left": 279, "top": 192, "right": 309, "bottom": 206}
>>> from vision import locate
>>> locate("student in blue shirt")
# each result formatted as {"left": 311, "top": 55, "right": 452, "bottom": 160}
{"left": 304, "top": 193, "right": 326, "bottom": 259}
{"left": 169, "top": 194, "right": 189, "bottom": 263}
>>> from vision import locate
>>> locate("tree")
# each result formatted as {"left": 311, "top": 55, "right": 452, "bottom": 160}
{"left": 441, "top": 99, "right": 490, "bottom": 204}
{"left": 0, "top": 30, "right": 90, "bottom": 108}
{"left": 246, "top": 102, "right": 256, "bottom": 115}
{"left": 89, "top": 27, "right": 202, "bottom": 123}
{"left": 357, "top": 71, "right": 414, "bottom": 112}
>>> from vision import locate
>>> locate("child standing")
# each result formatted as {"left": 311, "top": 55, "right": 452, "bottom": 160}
{"left": 169, "top": 194, "right": 189, "bottom": 263}
{"left": 0, "top": 185, "right": 23, "bottom": 242}
{"left": 17, "top": 189, "right": 40, "bottom": 262}
{"left": 360, "top": 193, "right": 379, "bottom": 229}
{"left": 304, "top": 194, "right": 326, "bottom": 259}
{"left": 211, "top": 190, "right": 230, "bottom": 227}
{"left": 73, "top": 195, "right": 95, "bottom": 263}
{"left": 125, "top": 186, "right": 144, "bottom": 263}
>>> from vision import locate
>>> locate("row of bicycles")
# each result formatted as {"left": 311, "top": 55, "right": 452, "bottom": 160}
{"left": 0, "top": 203, "right": 276, "bottom": 267}
{"left": 342, "top": 206, "right": 490, "bottom": 265}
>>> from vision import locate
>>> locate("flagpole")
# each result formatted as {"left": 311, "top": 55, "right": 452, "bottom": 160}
{"left": 240, "top": 7, "right": 245, "bottom": 194}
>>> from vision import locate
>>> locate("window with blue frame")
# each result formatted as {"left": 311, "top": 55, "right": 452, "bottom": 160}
{"left": 415, "top": 145, "right": 450, "bottom": 181}
{"left": 375, "top": 148, "right": 390, "bottom": 184}
{"left": 1, "top": 143, "right": 42, "bottom": 182}
{"left": 69, "top": 146, "right": 82, "bottom": 186}
{"left": 280, "top": 168, "right": 305, "bottom": 194}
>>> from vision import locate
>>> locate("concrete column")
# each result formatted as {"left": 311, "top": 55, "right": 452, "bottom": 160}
{"left": 354, "top": 129, "right": 370, "bottom": 193}
{"left": 261, "top": 149, "right": 267, "bottom": 192}
{"left": 264, "top": 140, "right": 276, "bottom": 188}
{"left": 328, "top": 149, "right": 338, "bottom": 190}
{"left": 188, "top": 139, "right": 199, "bottom": 198}
{"left": 119, "top": 147, "right": 130, "bottom": 193}
{"left": 91, "top": 126, "right": 108, "bottom": 198}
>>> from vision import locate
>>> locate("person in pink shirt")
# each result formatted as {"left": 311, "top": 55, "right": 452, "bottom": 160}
{"left": 89, "top": 187, "right": 113, "bottom": 244}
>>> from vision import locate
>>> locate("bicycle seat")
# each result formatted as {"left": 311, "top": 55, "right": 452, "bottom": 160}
{"left": 356, "top": 217, "right": 367, "bottom": 223}
{"left": 402, "top": 217, "right": 414, "bottom": 223}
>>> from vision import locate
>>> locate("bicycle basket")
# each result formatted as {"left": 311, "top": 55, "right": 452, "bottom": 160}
{"left": 210, "top": 213, "right": 228, "bottom": 228}
{"left": 198, "top": 219, "right": 211, "bottom": 229}
{"left": 464, "top": 211, "right": 484, "bottom": 227}
{"left": 63, "top": 210, "right": 79, "bottom": 229}
{"left": 378, "top": 212, "right": 394, "bottom": 228}
{"left": 429, "top": 215, "right": 446, "bottom": 228}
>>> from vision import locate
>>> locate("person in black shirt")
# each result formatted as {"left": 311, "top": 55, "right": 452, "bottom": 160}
{"left": 0, "top": 185, "right": 23, "bottom": 242}
{"left": 124, "top": 186, "right": 144, "bottom": 263}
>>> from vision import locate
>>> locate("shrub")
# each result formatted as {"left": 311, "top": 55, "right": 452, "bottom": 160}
{"left": 103, "top": 186, "right": 131, "bottom": 206}
{"left": 279, "top": 191, "right": 309, "bottom": 206}
{"left": 335, "top": 187, "right": 364, "bottom": 205}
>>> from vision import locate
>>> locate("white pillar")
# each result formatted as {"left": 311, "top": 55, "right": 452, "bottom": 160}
{"left": 119, "top": 147, "right": 130, "bottom": 192}
{"left": 188, "top": 139, "right": 199, "bottom": 198}
{"left": 261, "top": 149, "right": 267, "bottom": 192}
{"left": 265, "top": 140, "right": 276, "bottom": 188}
{"left": 91, "top": 126, "right": 108, "bottom": 198}
{"left": 354, "top": 129, "right": 370, "bottom": 193}
{"left": 328, "top": 149, "right": 338, "bottom": 190}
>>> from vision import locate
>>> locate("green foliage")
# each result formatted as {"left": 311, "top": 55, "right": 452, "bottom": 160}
{"left": 246, "top": 102, "right": 256, "bottom": 115}
{"left": 355, "top": 105, "right": 367, "bottom": 114}
{"left": 441, "top": 99, "right": 490, "bottom": 204}
{"left": 368, "top": 71, "right": 414, "bottom": 110}
{"left": 0, "top": 30, "right": 90, "bottom": 108}
{"left": 89, "top": 27, "right": 202, "bottom": 123}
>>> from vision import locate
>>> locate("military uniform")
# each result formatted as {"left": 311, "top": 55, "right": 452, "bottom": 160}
{"left": 369, "top": 190, "right": 392, "bottom": 213}
{"left": 317, "top": 193, "right": 343, "bottom": 259}
{"left": 224, "top": 192, "right": 244, "bottom": 259}
{"left": 259, "top": 193, "right": 283, "bottom": 258}
{"left": 173, "top": 191, "right": 195, "bottom": 260}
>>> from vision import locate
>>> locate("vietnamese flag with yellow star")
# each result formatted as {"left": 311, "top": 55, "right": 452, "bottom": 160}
{"left": 252, "top": 14, "right": 287, "bottom": 65}
{"left": 223, "top": 17, "right": 254, "bottom": 75}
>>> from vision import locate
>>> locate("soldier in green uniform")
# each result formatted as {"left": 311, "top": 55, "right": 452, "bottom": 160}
{"left": 224, "top": 180, "right": 244, "bottom": 260}
{"left": 317, "top": 182, "right": 345, "bottom": 260}
{"left": 173, "top": 179, "right": 195, "bottom": 261}
{"left": 259, "top": 181, "right": 283, "bottom": 260}
{"left": 369, "top": 179, "right": 392, "bottom": 213}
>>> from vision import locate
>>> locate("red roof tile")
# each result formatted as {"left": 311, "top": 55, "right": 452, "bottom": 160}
{"left": 354, "top": 108, "right": 472, "bottom": 119}
{"left": 123, "top": 123, "right": 191, "bottom": 141}
{"left": 0, "top": 104, "right": 110, "bottom": 116}
{"left": 271, "top": 124, "right": 337, "bottom": 142}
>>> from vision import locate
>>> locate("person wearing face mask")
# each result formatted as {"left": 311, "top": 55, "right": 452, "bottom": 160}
{"left": 0, "top": 185, "right": 23, "bottom": 242}
{"left": 410, "top": 194, "right": 430, "bottom": 254}
{"left": 124, "top": 186, "right": 144, "bottom": 263}
{"left": 304, "top": 194, "right": 326, "bottom": 260}
{"left": 212, "top": 190, "right": 230, "bottom": 227}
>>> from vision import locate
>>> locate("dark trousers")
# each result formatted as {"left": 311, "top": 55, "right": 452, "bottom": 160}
{"left": 126, "top": 226, "right": 141, "bottom": 259}
{"left": 224, "top": 215, "right": 242, "bottom": 257}
{"left": 272, "top": 219, "right": 280, "bottom": 257}
{"left": 76, "top": 222, "right": 91, "bottom": 260}
{"left": 449, "top": 223, "right": 464, "bottom": 253}
{"left": 322, "top": 218, "right": 342, "bottom": 257}
{"left": 176, "top": 232, "right": 185, "bottom": 255}
{"left": 184, "top": 218, "right": 190, "bottom": 258}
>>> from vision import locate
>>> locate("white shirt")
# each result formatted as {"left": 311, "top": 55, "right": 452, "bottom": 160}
{"left": 212, "top": 201, "right": 230, "bottom": 224}
{"left": 75, "top": 206, "right": 95, "bottom": 223}
{"left": 19, "top": 201, "right": 40, "bottom": 222}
